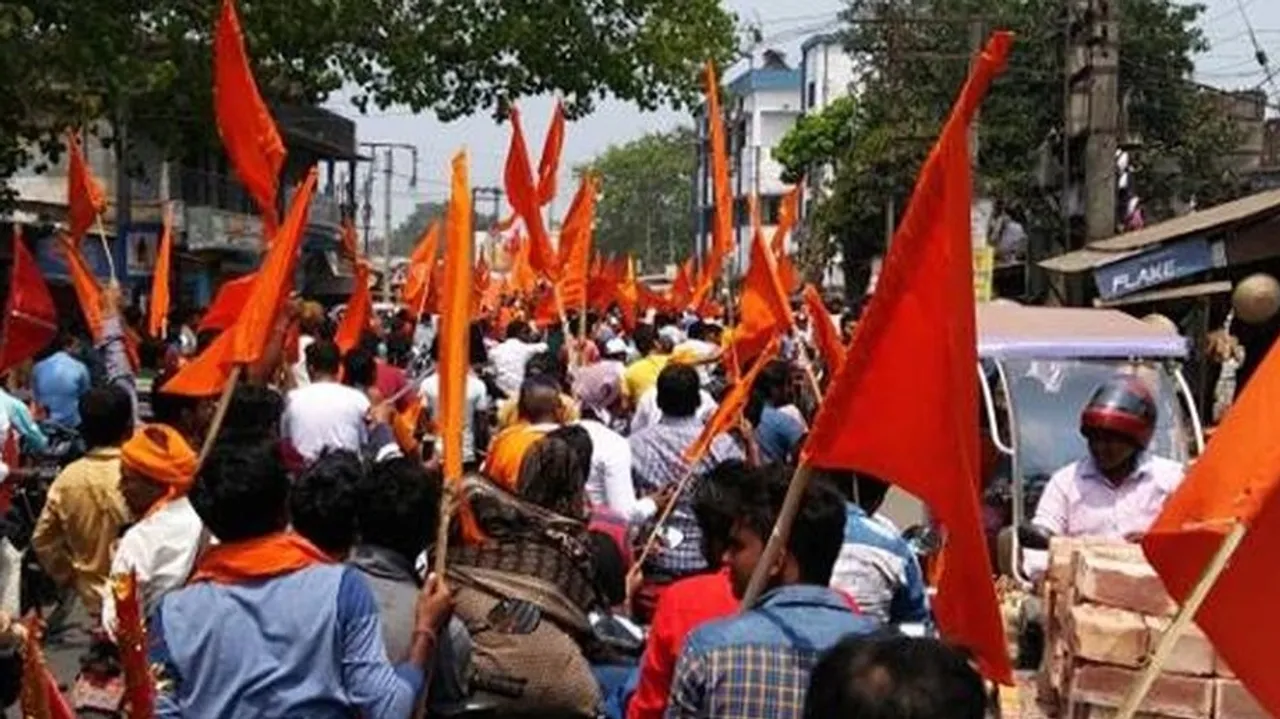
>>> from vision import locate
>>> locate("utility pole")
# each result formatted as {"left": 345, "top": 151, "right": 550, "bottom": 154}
{"left": 359, "top": 142, "right": 418, "bottom": 305}
{"left": 113, "top": 111, "right": 131, "bottom": 286}
{"left": 361, "top": 154, "right": 377, "bottom": 256}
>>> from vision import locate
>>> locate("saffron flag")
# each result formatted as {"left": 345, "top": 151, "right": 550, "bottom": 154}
{"left": 802, "top": 32, "right": 1014, "bottom": 684}
{"left": 537, "top": 101, "right": 566, "bottom": 206}
{"left": 1142, "top": 323, "right": 1280, "bottom": 714}
{"left": 66, "top": 130, "right": 107, "bottom": 244}
{"left": 335, "top": 260, "right": 371, "bottom": 355}
{"left": 693, "top": 61, "right": 733, "bottom": 306}
{"left": 554, "top": 174, "right": 598, "bottom": 309}
{"left": 438, "top": 151, "right": 474, "bottom": 483}
{"left": 148, "top": 204, "right": 175, "bottom": 339}
{"left": 0, "top": 227, "right": 58, "bottom": 376}
{"left": 402, "top": 220, "right": 440, "bottom": 315}
{"left": 770, "top": 184, "right": 800, "bottom": 257}
{"left": 684, "top": 336, "right": 780, "bottom": 464}
{"left": 58, "top": 236, "right": 105, "bottom": 341}
{"left": 617, "top": 257, "right": 640, "bottom": 331}
{"left": 503, "top": 108, "right": 558, "bottom": 279}
{"left": 507, "top": 234, "right": 538, "bottom": 297}
{"left": 214, "top": 0, "right": 286, "bottom": 237}
{"left": 728, "top": 226, "right": 793, "bottom": 365}
{"left": 199, "top": 273, "right": 258, "bottom": 332}
{"left": 803, "top": 284, "right": 845, "bottom": 377}
{"left": 670, "top": 259, "right": 694, "bottom": 309}
{"left": 164, "top": 168, "right": 317, "bottom": 396}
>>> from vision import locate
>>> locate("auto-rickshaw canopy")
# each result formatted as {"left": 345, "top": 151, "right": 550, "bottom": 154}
{"left": 977, "top": 303, "right": 1188, "bottom": 360}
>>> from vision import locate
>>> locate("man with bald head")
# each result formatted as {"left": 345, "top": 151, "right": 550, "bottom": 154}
{"left": 482, "top": 375, "right": 564, "bottom": 490}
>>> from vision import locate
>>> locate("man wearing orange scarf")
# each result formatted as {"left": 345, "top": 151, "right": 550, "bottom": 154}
{"left": 103, "top": 424, "right": 206, "bottom": 632}
{"left": 148, "top": 439, "right": 453, "bottom": 718}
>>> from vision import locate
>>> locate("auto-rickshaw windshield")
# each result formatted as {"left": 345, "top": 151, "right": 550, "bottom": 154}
{"left": 1001, "top": 358, "right": 1193, "bottom": 517}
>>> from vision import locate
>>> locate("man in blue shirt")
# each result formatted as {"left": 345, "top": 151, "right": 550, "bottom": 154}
{"left": 31, "top": 330, "right": 91, "bottom": 428}
{"left": 666, "top": 464, "right": 880, "bottom": 718}
{"left": 750, "top": 361, "right": 806, "bottom": 464}
{"left": 823, "top": 470, "right": 930, "bottom": 626}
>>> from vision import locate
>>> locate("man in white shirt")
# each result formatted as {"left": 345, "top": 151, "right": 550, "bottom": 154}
{"left": 419, "top": 344, "right": 491, "bottom": 469}
{"left": 281, "top": 340, "right": 371, "bottom": 462}
{"left": 489, "top": 321, "right": 548, "bottom": 398}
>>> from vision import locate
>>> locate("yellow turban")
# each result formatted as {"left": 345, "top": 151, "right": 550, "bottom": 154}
{"left": 121, "top": 424, "right": 198, "bottom": 495}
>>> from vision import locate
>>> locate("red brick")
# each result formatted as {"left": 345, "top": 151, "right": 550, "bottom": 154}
{"left": 1075, "top": 555, "right": 1177, "bottom": 617}
{"left": 1144, "top": 617, "right": 1216, "bottom": 677}
{"left": 1069, "top": 604, "right": 1150, "bottom": 668}
{"left": 1070, "top": 664, "right": 1214, "bottom": 719}
{"left": 1215, "top": 679, "right": 1268, "bottom": 719}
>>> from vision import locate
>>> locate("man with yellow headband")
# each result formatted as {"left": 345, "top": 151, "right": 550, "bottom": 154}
{"left": 104, "top": 424, "right": 206, "bottom": 625}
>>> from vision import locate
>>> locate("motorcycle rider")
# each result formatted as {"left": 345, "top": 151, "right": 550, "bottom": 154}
{"left": 1030, "top": 376, "right": 1185, "bottom": 543}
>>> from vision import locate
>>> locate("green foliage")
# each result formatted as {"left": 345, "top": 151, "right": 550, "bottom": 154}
{"left": 0, "top": 0, "right": 738, "bottom": 200}
{"left": 775, "top": 0, "right": 1244, "bottom": 298}
{"left": 576, "top": 127, "right": 696, "bottom": 272}
{"left": 388, "top": 201, "right": 495, "bottom": 257}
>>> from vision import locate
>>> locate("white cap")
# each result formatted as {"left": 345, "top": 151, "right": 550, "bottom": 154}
{"left": 605, "top": 338, "right": 629, "bottom": 356}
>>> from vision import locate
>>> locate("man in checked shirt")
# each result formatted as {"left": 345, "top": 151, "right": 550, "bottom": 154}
{"left": 665, "top": 464, "right": 880, "bottom": 719}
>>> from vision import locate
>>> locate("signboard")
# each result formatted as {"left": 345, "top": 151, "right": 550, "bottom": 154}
{"left": 185, "top": 206, "right": 264, "bottom": 253}
{"left": 1092, "top": 237, "right": 1217, "bottom": 301}
{"left": 125, "top": 225, "right": 161, "bottom": 277}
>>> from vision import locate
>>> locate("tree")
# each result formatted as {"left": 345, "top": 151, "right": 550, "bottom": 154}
{"left": 576, "top": 127, "right": 696, "bottom": 272}
{"left": 0, "top": 0, "right": 738, "bottom": 201}
{"left": 387, "top": 201, "right": 495, "bottom": 257}
{"left": 776, "top": 0, "right": 1242, "bottom": 299}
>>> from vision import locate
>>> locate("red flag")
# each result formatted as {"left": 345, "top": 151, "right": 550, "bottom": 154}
{"left": 199, "top": 273, "right": 258, "bottom": 332}
{"left": 1142, "top": 316, "right": 1280, "bottom": 713}
{"left": 554, "top": 175, "right": 598, "bottom": 309}
{"left": 439, "top": 151, "right": 474, "bottom": 483}
{"left": 0, "top": 227, "right": 58, "bottom": 375}
{"left": 771, "top": 184, "right": 800, "bottom": 257}
{"left": 506, "top": 234, "right": 537, "bottom": 297}
{"left": 537, "top": 101, "right": 566, "bottom": 206}
{"left": 66, "top": 130, "right": 107, "bottom": 243}
{"left": 670, "top": 259, "right": 694, "bottom": 309}
{"left": 0, "top": 430, "right": 19, "bottom": 517}
{"left": 802, "top": 284, "right": 845, "bottom": 377}
{"left": 335, "top": 260, "right": 371, "bottom": 355}
{"left": 112, "top": 572, "right": 156, "bottom": 718}
{"left": 148, "top": 205, "right": 174, "bottom": 339}
{"left": 684, "top": 337, "right": 780, "bottom": 464}
{"left": 214, "top": 0, "right": 286, "bottom": 237}
{"left": 58, "top": 236, "right": 105, "bottom": 341}
{"left": 503, "top": 108, "right": 558, "bottom": 279}
{"left": 164, "top": 168, "right": 317, "bottom": 396}
{"left": 616, "top": 257, "right": 640, "bottom": 331}
{"left": 728, "top": 227, "right": 793, "bottom": 365}
{"left": 693, "top": 61, "right": 733, "bottom": 306}
{"left": 802, "top": 33, "right": 1014, "bottom": 684}
{"left": 402, "top": 220, "right": 440, "bottom": 315}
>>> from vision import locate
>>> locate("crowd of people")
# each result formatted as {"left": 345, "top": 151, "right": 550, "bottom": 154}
{"left": 0, "top": 283, "right": 1192, "bottom": 719}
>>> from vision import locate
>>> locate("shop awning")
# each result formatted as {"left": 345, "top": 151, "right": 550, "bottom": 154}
{"left": 1092, "top": 280, "right": 1234, "bottom": 308}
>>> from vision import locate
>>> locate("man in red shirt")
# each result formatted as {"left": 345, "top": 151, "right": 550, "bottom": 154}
{"left": 626, "top": 460, "right": 744, "bottom": 719}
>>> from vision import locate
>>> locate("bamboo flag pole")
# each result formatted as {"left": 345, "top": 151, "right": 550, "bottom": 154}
{"left": 93, "top": 215, "right": 119, "bottom": 283}
{"left": 198, "top": 365, "right": 244, "bottom": 465}
{"left": 627, "top": 466, "right": 697, "bottom": 586}
{"left": 1114, "top": 522, "right": 1249, "bottom": 719}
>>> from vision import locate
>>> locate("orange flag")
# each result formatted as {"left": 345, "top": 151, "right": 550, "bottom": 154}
{"left": 199, "top": 273, "right": 257, "bottom": 332}
{"left": 554, "top": 174, "right": 598, "bottom": 309}
{"left": 335, "top": 261, "right": 371, "bottom": 355}
{"left": 164, "top": 168, "right": 317, "bottom": 396}
{"left": 729, "top": 226, "right": 794, "bottom": 365}
{"left": 148, "top": 205, "right": 174, "bottom": 339}
{"left": 402, "top": 220, "right": 441, "bottom": 315}
{"left": 438, "top": 151, "right": 474, "bottom": 484}
{"left": 66, "top": 130, "right": 108, "bottom": 243}
{"left": 693, "top": 61, "right": 733, "bottom": 306}
{"left": 684, "top": 336, "right": 780, "bottom": 464}
{"left": 770, "top": 184, "right": 800, "bottom": 256}
{"left": 214, "top": 0, "right": 286, "bottom": 237}
{"left": 472, "top": 255, "right": 493, "bottom": 315}
{"left": 1142, "top": 318, "right": 1280, "bottom": 714}
{"left": 58, "top": 236, "right": 104, "bottom": 340}
{"left": 503, "top": 108, "right": 558, "bottom": 279}
{"left": 617, "top": 257, "right": 640, "bottom": 331}
{"left": 0, "top": 226, "right": 58, "bottom": 376}
{"left": 802, "top": 33, "right": 1015, "bottom": 684}
{"left": 670, "top": 259, "right": 694, "bottom": 309}
{"left": 392, "top": 396, "right": 424, "bottom": 456}
{"left": 802, "top": 284, "right": 845, "bottom": 377}
{"left": 537, "top": 100, "right": 566, "bottom": 206}
{"left": 507, "top": 234, "right": 538, "bottom": 296}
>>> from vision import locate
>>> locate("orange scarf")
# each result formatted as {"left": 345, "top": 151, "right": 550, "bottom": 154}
{"left": 189, "top": 532, "right": 330, "bottom": 585}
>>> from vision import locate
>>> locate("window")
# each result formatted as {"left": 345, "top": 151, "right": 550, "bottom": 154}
{"left": 807, "top": 81, "right": 817, "bottom": 109}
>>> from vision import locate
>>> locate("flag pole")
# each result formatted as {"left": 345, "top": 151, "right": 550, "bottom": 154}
{"left": 1115, "top": 522, "right": 1249, "bottom": 719}
{"left": 628, "top": 466, "right": 697, "bottom": 586}
{"left": 739, "top": 463, "right": 815, "bottom": 609}
{"left": 198, "top": 364, "right": 244, "bottom": 464}
{"left": 552, "top": 283, "right": 577, "bottom": 366}
{"left": 93, "top": 215, "right": 119, "bottom": 284}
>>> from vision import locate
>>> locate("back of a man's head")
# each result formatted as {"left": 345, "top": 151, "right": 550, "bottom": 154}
{"left": 291, "top": 449, "right": 362, "bottom": 556}
{"left": 342, "top": 347, "right": 378, "bottom": 389}
{"left": 656, "top": 364, "right": 701, "bottom": 419}
{"left": 804, "top": 634, "right": 986, "bottom": 719}
{"left": 306, "top": 339, "right": 342, "bottom": 377}
{"left": 633, "top": 324, "right": 658, "bottom": 356}
{"left": 220, "top": 385, "right": 284, "bottom": 444}
{"left": 80, "top": 386, "right": 134, "bottom": 448}
{"left": 192, "top": 439, "right": 290, "bottom": 543}
{"left": 517, "top": 375, "right": 563, "bottom": 425}
{"left": 525, "top": 351, "right": 568, "bottom": 392}
{"left": 693, "top": 459, "right": 751, "bottom": 566}
{"left": 757, "top": 463, "right": 847, "bottom": 586}
{"left": 506, "top": 320, "right": 531, "bottom": 342}
{"left": 358, "top": 458, "right": 442, "bottom": 562}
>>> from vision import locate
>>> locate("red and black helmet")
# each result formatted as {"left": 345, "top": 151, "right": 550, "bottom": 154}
{"left": 1080, "top": 377, "right": 1157, "bottom": 448}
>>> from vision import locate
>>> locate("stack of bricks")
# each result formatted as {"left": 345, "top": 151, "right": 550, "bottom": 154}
{"left": 1037, "top": 538, "right": 1267, "bottom": 719}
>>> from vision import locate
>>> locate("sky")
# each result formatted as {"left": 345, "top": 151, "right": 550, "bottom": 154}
{"left": 326, "top": 0, "right": 1280, "bottom": 235}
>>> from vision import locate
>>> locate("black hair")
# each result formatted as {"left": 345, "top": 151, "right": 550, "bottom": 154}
{"left": 693, "top": 459, "right": 751, "bottom": 566}
{"left": 290, "top": 449, "right": 362, "bottom": 556}
{"left": 547, "top": 424, "right": 592, "bottom": 487}
{"left": 516, "top": 434, "right": 587, "bottom": 519}
{"left": 506, "top": 320, "right": 531, "bottom": 341}
{"left": 656, "top": 363, "right": 700, "bottom": 418}
{"left": 359, "top": 331, "right": 382, "bottom": 356}
{"left": 151, "top": 371, "right": 203, "bottom": 429}
{"left": 633, "top": 324, "right": 659, "bottom": 356}
{"left": 525, "top": 351, "right": 568, "bottom": 392}
{"left": 358, "top": 457, "right": 443, "bottom": 563}
{"left": 687, "top": 321, "right": 715, "bottom": 342}
{"left": 804, "top": 634, "right": 986, "bottom": 719}
{"left": 79, "top": 386, "right": 134, "bottom": 448}
{"left": 306, "top": 339, "right": 342, "bottom": 376}
{"left": 814, "top": 469, "right": 891, "bottom": 515}
{"left": 219, "top": 385, "right": 284, "bottom": 445}
{"left": 517, "top": 375, "right": 563, "bottom": 424}
{"left": 386, "top": 334, "right": 412, "bottom": 368}
{"left": 743, "top": 463, "right": 847, "bottom": 586}
{"left": 191, "top": 439, "right": 290, "bottom": 542}
{"left": 343, "top": 348, "right": 377, "bottom": 389}
{"left": 469, "top": 322, "right": 490, "bottom": 366}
